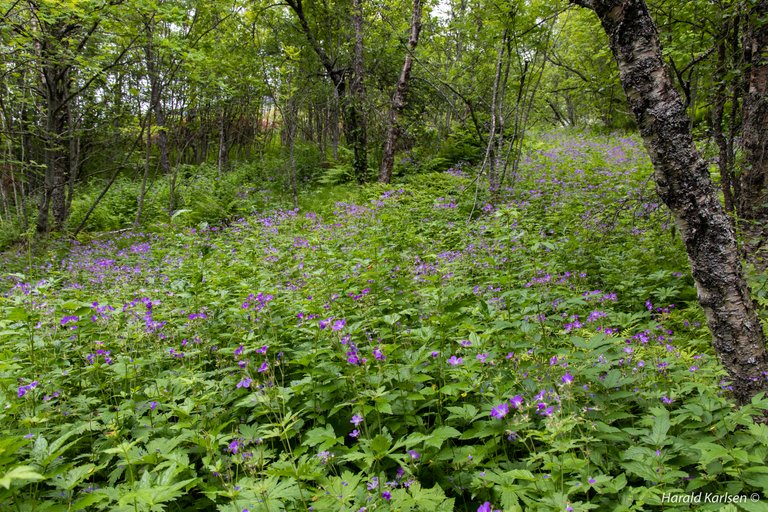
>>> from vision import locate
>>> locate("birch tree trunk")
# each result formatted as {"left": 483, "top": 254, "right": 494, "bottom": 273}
{"left": 571, "top": 0, "right": 768, "bottom": 405}
{"left": 379, "top": 0, "right": 422, "bottom": 183}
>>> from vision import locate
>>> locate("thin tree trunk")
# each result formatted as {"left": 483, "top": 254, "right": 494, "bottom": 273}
{"left": 728, "top": 15, "right": 742, "bottom": 209}
{"left": 571, "top": 0, "right": 768, "bottom": 405}
{"left": 218, "top": 106, "right": 227, "bottom": 173}
{"left": 286, "top": 0, "right": 367, "bottom": 181}
{"left": 329, "top": 93, "right": 339, "bottom": 160}
{"left": 379, "top": 0, "right": 422, "bottom": 183}
{"left": 738, "top": 1, "right": 768, "bottom": 226}
{"left": 477, "top": 29, "right": 506, "bottom": 200}
{"left": 138, "top": 15, "right": 169, "bottom": 223}
{"left": 287, "top": 96, "right": 299, "bottom": 208}
{"left": 350, "top": 0, "right": 367, "bottom": 182}
{"left": 713, "top": 18, "right": 735, "bottom": 216}
{"left": 66, "top": 102, "right": 80, "bottom": 217}
{"left": 137, "top": 108, "right": 152, "bottom": 224}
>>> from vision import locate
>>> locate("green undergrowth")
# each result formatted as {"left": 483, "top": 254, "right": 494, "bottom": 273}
{"left": 1, "top": 132, "right": 767, "bottom": 511}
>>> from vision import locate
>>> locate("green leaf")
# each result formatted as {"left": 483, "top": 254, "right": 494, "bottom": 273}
{"left": 369, "top": 434, "right": 392, "bottom": 454}
{"left": 59, "top": 463, "right": 97, "bottom": 491}
{"left": 0, "top": 466, "right": 44, "bottom": 489}
{"left": 648, "top": 407, "right": 670, "bottom": 446}
{"left": 425, "top": 426, "right": 461, "bottom": 449}
{"left": 303, "top": 425, "right": 340, "bottom": 450}
{"left": 692, "top": 442, "right": 733, "bottom": 465}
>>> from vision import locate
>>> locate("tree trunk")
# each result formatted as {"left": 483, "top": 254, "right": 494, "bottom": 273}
{"left": 379, "top": 0, "right": 422, "bottom": 183}
{"left": 137, "top": 105, "right": 153, "bottom": 224}
{"left": 349, "top": 0, "right": 367, "bottom": 183}
{"left": 66, "top": 100, "right": 80, "bottom": 217}
{"left": 571, "top": 0, "right": 768, "bottom": 405}
{"left": 728, "top": 15, "right": 743, "bottom": 210}
{"left": 287, "top": 96, "right": 299, "bottom": 208}
{"left": 713, "top": 18, "right": 735, "bottom": 216}
{"left": 218, "top": 106, "right": 228, "bottom": 173}
{"left": 37, "top": 60, "right": 69, "bottom": 233}
{"left": 738, "top": 1, "right": 768, "bottom": 226}
{"left": 477, "top": 29, "right": 506, "bottom": 200}
{"left": 286, "top": 0, "right": 367, "bottom": 182}
{"left": 138, "top": 16, "right": 169, "bottom": 223}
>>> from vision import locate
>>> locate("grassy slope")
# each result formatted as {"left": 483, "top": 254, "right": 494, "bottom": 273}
{"left": 1, "top": 132, "right": 768, "bottom": 512}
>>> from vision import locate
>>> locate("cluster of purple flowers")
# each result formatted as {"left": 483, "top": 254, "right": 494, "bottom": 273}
{"left": 18, "top": 380, "right": 38, "bottom": 397}
{"left": 490, "top": 394, "right": 524, "bottom": 419}
{"left": 348, "top": 288, "right": 371, "bottom": 301}
{"left": 349, "top": 413, "right": 363, "bottom": 438}
{"left": 122, "top": 297, "right": 166, "bottom": 335}
{"left": 319, "top": 317, "right": 346, "bottom": 331}
{"left": 86, "top": 348, "right": 113, "bottom": 365}
{"left": 237, "top": 377, "right": 253, "bottom": 389}
{"left": 43, "top": 390, "right": 60, "bottom": 402}
{"left": 563, "top": 315, "right": 582, "bottom": 333}
{"left": 60, "top": 315, "right": 79, "bottom": 328}
{"left": 582, "top": 290, "right": 618, "bottom": 302}
{"left": 187, "top": 310, "right": 207, "bottom": 321}
{"left": 90, "top": 302, "right": 115, "bottom": 322}
{"left": 434, "top": 197, "right": 458, "bottom": 209}
{"left": 242, "top": 292, "right": 274, "bottom": 311}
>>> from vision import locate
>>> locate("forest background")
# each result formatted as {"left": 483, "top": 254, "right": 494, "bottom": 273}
{"left": 2, "top": 0, "right": 768, "bottom": 510}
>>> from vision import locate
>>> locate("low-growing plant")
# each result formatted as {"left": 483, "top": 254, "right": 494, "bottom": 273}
{"left": 2, "top": 132, "right": 767, "bottom": 511}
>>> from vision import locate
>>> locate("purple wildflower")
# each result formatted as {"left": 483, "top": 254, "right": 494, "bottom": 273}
{"left": 537, "top": 403, "right": 554, "bottom": 417}
{"left": 490, "top": 402, "right": 509, "bottom": 419}
{"left": 561, "top": 372, "right": 574, "bottom": 385}
{"left": 509, "top": 395, "right": 524, "bottom": 409}
{"left": 447, "top": 355, "right": 463, "bottom": 366}
{"left": 17, "top": 381, "right": 38, "bottom": 398}
{"left": 60, "top": 315, "right": 79, "bottom": 326}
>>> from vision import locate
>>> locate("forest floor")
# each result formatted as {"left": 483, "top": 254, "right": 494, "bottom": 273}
{"left": 2, "top": 132, "right": 768, "bottom": 511}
